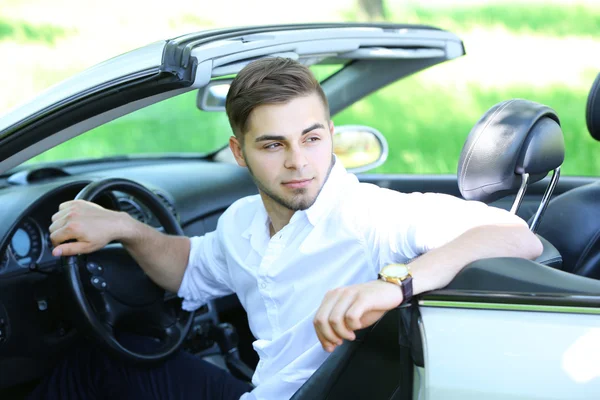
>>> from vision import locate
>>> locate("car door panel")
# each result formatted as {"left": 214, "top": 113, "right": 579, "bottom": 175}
{"left": 417, "top": 306, "right": 600, "bottom": 399}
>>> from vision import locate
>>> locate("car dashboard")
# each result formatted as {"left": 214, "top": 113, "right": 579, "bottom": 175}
{"left": 0, "top": 159, "right": 258, "bottom": 390}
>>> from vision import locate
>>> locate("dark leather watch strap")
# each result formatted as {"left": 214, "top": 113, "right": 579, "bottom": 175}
{"left": 401, "top": 275, "right": 413, "bottom": 304}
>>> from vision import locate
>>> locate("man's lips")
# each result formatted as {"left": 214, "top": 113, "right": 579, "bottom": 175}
{"left": 282, "top": 178, "right": 314, "bottom": 189}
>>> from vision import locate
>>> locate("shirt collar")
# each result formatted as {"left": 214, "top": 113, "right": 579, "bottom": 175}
{"left": 241, "top": 199, "right": 269, "bottom": 241}
{"left": 241, "top": 156, "right": 347, "bottom": 240}
{"left": 304, "top": 156, "right": 347, "bottom": 226}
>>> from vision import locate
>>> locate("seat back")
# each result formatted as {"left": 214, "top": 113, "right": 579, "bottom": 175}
{"left": 535, "top": 73, "right": 600, "bottom": 278}
{"left": 457, "top": 99, "right": 565, "bottom": 267}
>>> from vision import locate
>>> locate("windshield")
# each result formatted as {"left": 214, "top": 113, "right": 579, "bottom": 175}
{"left": 26, "top": 64, "right": 344, "bottom": 165}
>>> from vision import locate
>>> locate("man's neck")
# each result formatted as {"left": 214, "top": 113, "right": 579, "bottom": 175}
{"left": 259, "top": 192, "right": 294, "bottom": 237}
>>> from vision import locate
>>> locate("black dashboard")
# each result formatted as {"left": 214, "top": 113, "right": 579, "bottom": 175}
{"left": 0, "top": 160, "right": 258, "bottom": 272}
{"left": 0, "top": 188, "right": 118, "bottom": 276}
{"left": 0, "top": 159, "right": 258, "bottom": 390}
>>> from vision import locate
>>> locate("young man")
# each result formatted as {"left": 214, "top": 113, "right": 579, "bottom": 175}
{"left": 39, "top": 58, "right": 542, "bottom": 400}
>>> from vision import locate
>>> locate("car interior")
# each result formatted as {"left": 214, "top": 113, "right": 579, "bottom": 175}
{"left": 0, "top": 24, "right": 599, "bottom": 398}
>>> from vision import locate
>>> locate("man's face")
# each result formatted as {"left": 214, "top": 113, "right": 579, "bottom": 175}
{"left": 230, "top": 93, "right": 334, "bottom": 212}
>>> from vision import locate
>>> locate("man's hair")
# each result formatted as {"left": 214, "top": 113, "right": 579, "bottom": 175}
{"left": 225, "top": 57, "right": 330, "bottom": 141}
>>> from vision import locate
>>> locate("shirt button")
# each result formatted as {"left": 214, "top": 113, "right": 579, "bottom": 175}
{"left": 260, "top": 282, "right": 267, "bottom": 289}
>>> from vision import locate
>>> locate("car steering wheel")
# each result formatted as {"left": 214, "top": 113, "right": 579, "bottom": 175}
{"left": 62, "top": 178, "right": 194, "bottom": 364}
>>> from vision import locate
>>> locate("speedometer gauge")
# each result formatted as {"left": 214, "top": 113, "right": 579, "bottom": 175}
{"left": 9, "top": 218, "right": 44, "bottom": 267}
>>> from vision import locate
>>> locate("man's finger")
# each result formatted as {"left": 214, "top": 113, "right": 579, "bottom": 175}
{"left": 48, "top": 215, "right": 69, "bottom": 235}
{"left": 345, "top": 299, "right": 386, "bottom": 332}
{"left": 58, "top": 201, "right": 77, "bottom": 211}
{"left": 52, "top": 241, "right": 88, "bottom": 257}
{"left": 49, "top": 225, "right": 81, "bottom": 248}
{"left": 315, "top": 329, "right": 337, "bottom": 353}
{"left": 327, "top": 291, "right": 357, "bottom": 341}
{"left": 344, "top": 300, "right": 367, "bottom": 331}
{"left": 51, "top": 208, "right": 71, "bottom": 223}
{"left": 314, "top": 289, "right": 344, "bottom": 346}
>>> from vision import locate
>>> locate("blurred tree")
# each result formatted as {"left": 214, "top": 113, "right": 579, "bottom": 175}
{"left": 357, "top": 0, "right": 388, "bottom": 21}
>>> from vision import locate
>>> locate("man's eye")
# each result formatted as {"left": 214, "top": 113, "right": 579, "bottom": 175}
{"left": 306, "top": 137, "right": 320, "bottom": 143}
{"left": 264, "top": 143, "right": 281, "bottom": 150}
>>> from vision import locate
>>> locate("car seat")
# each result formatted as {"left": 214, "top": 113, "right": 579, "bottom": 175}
{"left": 534, "top": 73, "right": 600, "bottom": 279}
{"left": 457, "top": 99, "right": 565, "bottom": 269}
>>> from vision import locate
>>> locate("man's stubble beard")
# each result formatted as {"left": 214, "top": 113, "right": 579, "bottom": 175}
{"left": 244, "top": 153, "right": 335, "bottom": 212}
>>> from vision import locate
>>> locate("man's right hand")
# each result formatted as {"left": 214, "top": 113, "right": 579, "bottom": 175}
{"left": 49, "top": 199, "right": 191, "bottom": 293}
{"left": 49, "top": 200, "right": 135, "bottom": 257}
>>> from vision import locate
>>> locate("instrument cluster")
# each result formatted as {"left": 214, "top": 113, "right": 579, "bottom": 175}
{"left": 0, "top": 188, "right": 174, "bottom": 275}
{"left": 0, "top": 217, "right": 51, "bottom": 274}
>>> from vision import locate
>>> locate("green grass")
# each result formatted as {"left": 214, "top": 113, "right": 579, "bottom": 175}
{"left": 342, "top": 1, "right": 600, "bottom": 37}
{"left": 334, "top": 77, "right": 598, "bottom": 176}
{"left": 30, "top": 91, "right": 233, "bottom": 163}
{"left": 397, "top": 3, "right": 600, "bottom": 37}
{"left": 0, "top": 18, "right": 69, "bottom": 45}
{"left": 343, "top": 1, "right": 600, "bottom": 37}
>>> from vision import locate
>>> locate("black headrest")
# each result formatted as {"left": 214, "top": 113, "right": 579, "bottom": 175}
{"left": 458, "top": 99, "right": 565, "bottom": 203}
{"left": 587, "top": 73, "right": 600, "bottom": 141}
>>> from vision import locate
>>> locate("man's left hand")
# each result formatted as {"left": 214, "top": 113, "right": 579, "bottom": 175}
{"left": 313, "top": 280, "right": 404, "bottom": 353}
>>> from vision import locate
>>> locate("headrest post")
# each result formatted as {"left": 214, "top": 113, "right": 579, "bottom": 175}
{"left": 510, "top": 173, "right": 529, "bottom": 214}
{"left": 529, "top": 166, "right": 561, "bottom": 233}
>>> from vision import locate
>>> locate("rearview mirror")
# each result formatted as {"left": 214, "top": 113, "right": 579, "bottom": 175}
{"left": 334, "top": 125, "right": 388, "bottom": 173}
{"left": 197, "top": 79, "right": 232, "bottom": 111}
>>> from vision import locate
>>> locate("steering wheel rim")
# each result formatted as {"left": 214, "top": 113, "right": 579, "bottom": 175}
{"left": 63, "top": 177, "right": 194, "bottom": 364}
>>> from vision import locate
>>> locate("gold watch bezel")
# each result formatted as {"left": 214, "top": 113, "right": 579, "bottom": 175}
{"left": 379, "top": 263, "right": 411, "bottom": 285}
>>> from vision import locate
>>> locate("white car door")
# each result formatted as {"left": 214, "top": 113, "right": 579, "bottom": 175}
{"left": 416, "top": 258, "right": 600, "bottom": 400}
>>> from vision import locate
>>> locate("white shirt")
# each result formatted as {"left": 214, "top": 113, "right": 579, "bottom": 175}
{"left": 177, "top": 159, "right": 523, "bottom": 400}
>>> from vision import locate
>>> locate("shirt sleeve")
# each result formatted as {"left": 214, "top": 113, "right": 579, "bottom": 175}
{"left": 177, "top": 228, "right": 235, "bottom": 311}
{"left": 362, "top": 189, "right": 528, "bottom": 270}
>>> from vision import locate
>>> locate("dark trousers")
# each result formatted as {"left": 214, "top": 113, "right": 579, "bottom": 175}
{"left": 27, "top": 335, "right": 253, "bottom": 400}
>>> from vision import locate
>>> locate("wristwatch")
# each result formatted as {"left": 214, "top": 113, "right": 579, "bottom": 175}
{"left": 378, "top": 263, "right": 413, "bottom": 305}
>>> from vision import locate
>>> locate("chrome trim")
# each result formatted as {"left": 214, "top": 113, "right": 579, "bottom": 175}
{"left": 419, "top": 299, "right": 600, "bottom": 315}
{"left": 529, "top": 166, "right": 561, "bottom": 233}
{"left": 510, "top": 172, "right": 529, "bottom": 214}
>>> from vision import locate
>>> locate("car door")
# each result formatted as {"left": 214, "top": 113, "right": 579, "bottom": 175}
{"left": 413, "top": 258, "right": 600, "bottom": 399}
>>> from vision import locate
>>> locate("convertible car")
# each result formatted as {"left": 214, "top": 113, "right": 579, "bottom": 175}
{"left": 0, "top": 23, "right": 599, "bottom": 399}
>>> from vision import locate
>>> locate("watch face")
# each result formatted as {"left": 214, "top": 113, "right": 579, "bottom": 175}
{"left": 382, "top": 264, "right": 409, "bottom": 278}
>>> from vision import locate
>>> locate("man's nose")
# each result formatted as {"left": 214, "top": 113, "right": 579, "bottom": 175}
{"left": 284, "top": 146, "right": 308, "bottom": 170}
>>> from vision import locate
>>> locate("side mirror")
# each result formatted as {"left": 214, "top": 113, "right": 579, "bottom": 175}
{"left": 197, "top": 80, "right": 232, "bottom": 111}
{"left": 334, "top": 125, "right": 388, "bottom": 173}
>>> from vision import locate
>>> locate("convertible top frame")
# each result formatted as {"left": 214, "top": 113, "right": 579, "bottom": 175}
{"left": 0, "top": 23, "right": 465, "bottom": 174}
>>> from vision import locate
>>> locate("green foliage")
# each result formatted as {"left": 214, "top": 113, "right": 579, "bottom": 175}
{"left": 15, "top": 1, "right": 600, "bottom": 176}
{"left": 334, "top": 77, "right": 597, "bottom": 175}
{"left": 31, "top": 91, "right": 232, "bottom": 163}
{"left": 33, "top": 78, "right": 598, "bottom": 177}
{"left": 342, "top": 1, "right": 600, "bottom": 38}
{"left": 0, "top": 18, "right": 69, "bottom": 45}
{"left": 394, "top": 2, "right": 600, "bottom": 37}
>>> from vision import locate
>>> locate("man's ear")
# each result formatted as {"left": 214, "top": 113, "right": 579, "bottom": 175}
{"left": 328, "top": 120, "right": 335, "bottom": 137}
{"left": 229, "top": 136, "right": 247, "bottom": 167}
